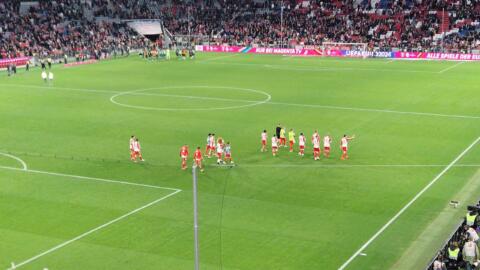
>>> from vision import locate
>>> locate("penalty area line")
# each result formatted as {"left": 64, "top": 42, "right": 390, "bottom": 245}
{"left": 338, "top": 136, "right": 480, "bottom": 270}
{"left": 7, "top": 189, "right": 181, "bottom": 270}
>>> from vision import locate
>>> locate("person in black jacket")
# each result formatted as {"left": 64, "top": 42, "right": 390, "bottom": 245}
{"left": 276, "top": 124, "right": 282, "bottom": 139}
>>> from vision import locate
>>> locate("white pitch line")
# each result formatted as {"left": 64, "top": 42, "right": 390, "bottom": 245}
{"left": 0, "top": 165, "right": 180, "bottom": 192}
{"left": 266, "top": 101, "right": 480, "bottom": 120}
{"left": 338, "top": 136, "right": 480, "bottom": 270}
{"left": 438, "top": 61, "right": 465, "bottom": 74}
{"left": 1, "top": 83, "right": 479, "bottom": 119}
{"left": 0, "top": 152, "right": 27, "bottom": 170}
{"left": 233, "top": 164, "right": 480, "bottom": 168}
{"left": 7, "top": 189, "right": 181, "bottom": 270}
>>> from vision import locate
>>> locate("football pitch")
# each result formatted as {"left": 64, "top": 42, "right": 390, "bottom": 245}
{"left": 1, "top": 53, "right": 480, "bottom": 270}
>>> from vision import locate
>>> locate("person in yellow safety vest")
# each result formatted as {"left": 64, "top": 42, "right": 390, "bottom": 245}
{"left": 466, "top": 211, "right": 478, "bottom": 226}
{"left": 448, "top": 242, "right": 460, "bottom": 261}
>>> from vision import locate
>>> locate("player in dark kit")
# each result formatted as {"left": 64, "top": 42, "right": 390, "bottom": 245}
{"left": 276, "top": 124, "right": 282, "bottom": 139}
{"left": 47, "top": 58, "right": 52, "bottom": 69}
{"left": 40, "top": 60, "right": 46, "bottom": 70}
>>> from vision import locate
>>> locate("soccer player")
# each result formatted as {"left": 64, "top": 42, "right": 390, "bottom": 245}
{"left": 340, "top": 134, "right": 355, "bottom": 160}
{"left": 132, "top": 138, "right": 144, "bottom": 162}
{"left": 208, "top": 133, "right": 216, "bottom": 158}
{"left": 312, "top": 131, "right": 321, "bottom": 160}
{"left": 48, "top": 72, "right": 54, "bottom": 84}
{"left": 324, "top": 135, "right": 332, "bottom": 158}
{"left": 166, "top": 48, "right": 171, "bottom": 60}
{"left": 271, "top": 135, "right": 278, "bottom": 156}
{"left": 275, "top": 124, "right": 282, "bottom": 140}
{"left": 129, "top": 135, "right": 135, "bottom": 161}
{"left": 180, "top": 145, "right": 189, "bottom": 170}
{"left": 225, "top": 142, "right": 234, "bottom": 164}
{"left": 280, "top": 127, "right": 287, "bottom": 147}
{"left": 41, "top": 71, "right": 47, "bottom": 82}
{"left": 216, "top": 138, "right": 224, "bottom": 164}
{"left": 194, "top": 146, "right": 204, "bottom": 172}
{"left": 288, "top": 129, "right": 296, "bottom": 152}
{"left": 298, "top": 132, "right": 306, "bottom": 156}
{"left": 261, "top": 130, "right": 268, "bottom": 152}
{"left": 204, "top": 133, "right": 211, "bottom": 156}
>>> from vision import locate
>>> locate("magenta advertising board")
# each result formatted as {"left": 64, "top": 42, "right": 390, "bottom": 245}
{"left": 195, "top": 45, "right": 480, "bottom": 61}
{"left": 393, "top": 51, "right": 480, "bottom": 61}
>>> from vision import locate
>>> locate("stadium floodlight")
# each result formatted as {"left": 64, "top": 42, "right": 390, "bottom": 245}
{"left": 192, "top": 165, "right": 200, "bottom": 270}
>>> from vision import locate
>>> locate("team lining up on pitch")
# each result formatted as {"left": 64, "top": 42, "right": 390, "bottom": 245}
{"left": 264, "top": 124, "right": 355, "bottom": 161}
{"left": 175, "top": 124, "right": 355, "bottom": 173}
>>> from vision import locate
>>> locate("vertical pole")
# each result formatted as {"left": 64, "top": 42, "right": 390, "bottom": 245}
{"left": 192, "top": 165, "right": 200, "bottom": 270}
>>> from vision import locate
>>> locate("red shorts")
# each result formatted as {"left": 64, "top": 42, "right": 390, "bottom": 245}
{"left": 281, "top": 138, "right": 286, "bottom": 143}
{"left": 217, "top": 152, "right": 222, "bottom": 158}
{"left": 272, "top": 146, "right": 278, "bottom": 150}
{"left": 262, "top": 140, "right": 266, "bottom": 145}
{"left": 225, "top": 153, "right": 231, "bottom": 158}
{"left": 299, "top": 145, "right": 305, "bottom": 150}
{"left": 324, "top": 147, "right": 330, "bottom": 151}
{"left": 313, "top": 148, "right": 320, "bottom": 152}
{"left": 134, "top": 151, "right": 140, "bottom": 155}
{"left": 290, "top": 140, "right": 294, "bottom": 144}
{"left": 342, "top": 147, "right": 347, "bottom": 152}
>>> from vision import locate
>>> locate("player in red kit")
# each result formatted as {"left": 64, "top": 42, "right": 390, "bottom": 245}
{"left": 194, "top": 147, "right": 204, "bottom": 172}
{"left": 261, "top": 130, "right": 267, "bottom": 152}
{"left": 180, "top": 145, "right": 189, "bottom": 170}
{"left": 204, "top": 134, "right": 211, "bottom": 156}
{"left": 340, "top": 134, "right": 355, "bottom": 160}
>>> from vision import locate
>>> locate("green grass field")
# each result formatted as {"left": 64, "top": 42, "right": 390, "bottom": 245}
{"left": 1, "top": 53, "right": 480, "bottom": 270}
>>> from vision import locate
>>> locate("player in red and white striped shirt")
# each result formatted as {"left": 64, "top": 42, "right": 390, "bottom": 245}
{"left": 340, "top": 134, "right": 355, "bottom": 160}
{"left": 194, "top": 147, "right": 204, "bottom": 172}
{"left": 298, "top": 133, "right": 306, "bottom": 157}
{"left": 261, "top": 130, "right": 268, "bottom": 152}
{"left": 323, "top": 135, "right": 332, "bottom": 158}
{"left": 180, "top": 145, "right": 189, "bottom": 170}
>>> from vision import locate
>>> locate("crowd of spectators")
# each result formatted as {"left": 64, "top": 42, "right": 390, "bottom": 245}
{"left": 0, "top": 0, "right": 146, "bottom": 59}
{"left": 430, "top": 204, "right": 480, "bottom": 270}
{"left": 1, "top": 0, "right": 479, "bottom": 59}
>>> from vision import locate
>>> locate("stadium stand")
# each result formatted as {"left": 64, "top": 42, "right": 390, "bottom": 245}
{"left": 0, "top": 0, "right": 479, "bottom": 58}
{"left": 428, "top": 203, "right": 480, "bottom": 270}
